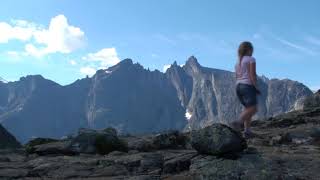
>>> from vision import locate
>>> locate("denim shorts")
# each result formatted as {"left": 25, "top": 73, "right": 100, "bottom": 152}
{"left": 236, "top": 83, "right": 258, "bottom": 107}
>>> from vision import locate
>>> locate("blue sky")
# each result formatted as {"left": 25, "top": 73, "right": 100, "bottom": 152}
{"left": 0, "top": 0, "right": 319, "bottom": 90}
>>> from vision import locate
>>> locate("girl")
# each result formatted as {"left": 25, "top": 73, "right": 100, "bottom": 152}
{"left": 232, "top": 41, "right": 260, "bottom": 138}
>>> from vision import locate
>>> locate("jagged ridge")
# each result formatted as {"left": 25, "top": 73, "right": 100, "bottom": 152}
{"left": 0, "top": 57, "right": 313, "bottom": 143}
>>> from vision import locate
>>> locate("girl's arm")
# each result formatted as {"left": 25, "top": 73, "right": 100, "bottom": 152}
{"left": 248, "top": 62, "right": 258, "bottom": 88}
{"left": 235, "top": 65, "right": 238, "bottom": 79}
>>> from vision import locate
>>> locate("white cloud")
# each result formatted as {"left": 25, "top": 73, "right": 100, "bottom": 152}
{"left": 163, "top": 64, "right": 171, "bottom": 72}
{"left": 84, "top": 48, "right": 120, "bottom": 68}
{"left": 80, "top": 67, "right": 96, "bottom": 77}
{"left": 7, "top": 51, "right": 20, "bottom": 57}
{"left": 0, "top": 15, "right": 85, "bottom": 57}
{"left": 274, "top": 36, "right": 317, "bottom": 56}
{"left": 0, "top": 22, "right": 35, "bottom": 43}
{"left": 26, "top": 15, "right": 85, "bottom": 57}
{"left": 25, "top": 43, "right": 46, "bottom": 57}
{"left": 34, "top": 15, "right": 84, "bottom": 53}
{"left": 70, "top": 60, "right": 77, "bottom": 65}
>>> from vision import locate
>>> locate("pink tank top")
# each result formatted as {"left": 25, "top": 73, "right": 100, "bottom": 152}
{"left": 235, "top": 56, "right": 256, "bottom": 85}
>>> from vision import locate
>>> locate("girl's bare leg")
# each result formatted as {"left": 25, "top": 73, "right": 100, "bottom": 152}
{"left": 243, "top": 106, "right": 257, "bottom": 132}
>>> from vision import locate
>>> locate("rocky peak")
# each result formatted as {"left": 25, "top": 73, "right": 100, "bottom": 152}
{"left": 19, "top": 75, "right": 44, "bottom": 82}
{"left": 0, "top": 77, "right": 8, "bottom": 83}
{"left": 185, "top": 56, "right": 200, "bottom": 68}
{"left": 303, "top": 89, "right": 320, "bottom": 109}
{"left": 166, "top": 61, "right": 181, "bottom": 73}
{"left": 118, "top": 58, "right": 133, "bottom": 67}
{"left": 183, "top": 56, "right": 202, "bottom": 76}
{"left": 106, "top": 59, "right": 139, "bottom": 74}
{"left": 172, "top": 61, "right": 178, "bottom": 67}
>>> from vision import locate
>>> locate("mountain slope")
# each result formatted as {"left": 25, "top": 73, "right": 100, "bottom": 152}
{"left": 166, "top": 56, "right": 312, "bottom": 129}
{"left": 0, "top": 57, "right": 313, "bottom": 143}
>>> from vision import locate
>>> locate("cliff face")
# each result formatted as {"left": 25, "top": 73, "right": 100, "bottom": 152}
{"left": 302, "top": 90, "right": 320, "bottom": 109}
{"left": 0, "top": 57, "right": 313, "bottom": 143}
{"left": 0, "top": 75, "right": 91, "bottom": 143}
{"left": 84, "top": 59, "right": 186, "bottom": 134}
{"left": 0, "top": 59, "right": 186, "bottom": 143}
{"left": 166, "top": 56, "right": 313, "bottom": 129}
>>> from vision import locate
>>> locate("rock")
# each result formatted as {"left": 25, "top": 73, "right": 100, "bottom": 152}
{"left": 25, "top": 138, "right": 59, "bottom": 154}
{"left": 0, "top": 156, "right": 10, "bottom": 162}
{"left": 33, "top": 141, "right": 78, "bottom": 156}
{"left": 125, "top": 131, "right": 189, "bottom": 152}
{"left": 303, "top": 91, "right": 320, "bottom": 109}
{"left": 0, "top": 168, "right": 28, "bottom": 178}
{"left": 310, "top": 127, "right": 320, "bottom": 139}
{"left": 0, "top": 124, "right": 21, "bottom": 149}
{"left": 269, "top": 133, "right": 292, "bottom": 146}
{"left": 163, "top": 152, "right": 197, "bottom": 174}
{"left": 98, "top": 152, "right": 164, "bottom": 176}
{"left": 1, "top": 107, "right": 320, "bottom": 179}
{"left": 191, "top": 124, "right": 247, "bottom": 155}
{"left": 139, "top": 153, "right": 164, "bottom": 174}
{"left": 69, "top": 128, "right": 128, "bottom": 155}
{"left": 126, "top": 136, "right": 155, "bottom": 152}
{"left": 90, "top": 164, "right": 129, "bottom": 177}
{"left": 103, "top": 127, "right": 118, "bottom": 136}
{"left": 189, "top": 153, "right": 285, "bottom": 179}
{"left": 152, "top": 130, "right": 189, "bottom": 150}
{"left": 108, "top": 151, "right": 127, "bottom": 156}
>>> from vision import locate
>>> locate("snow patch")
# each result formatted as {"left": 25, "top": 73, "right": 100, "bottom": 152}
{"left": 185, "top": 110, "right": 192, "bottom": 120}
{"left": 163, "top": 64, "right": 171, "bottom": 72}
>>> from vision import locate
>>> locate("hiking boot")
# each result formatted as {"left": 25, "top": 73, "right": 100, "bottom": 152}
{"left": 243, "top": 131, "right": 256, "bottom": 139}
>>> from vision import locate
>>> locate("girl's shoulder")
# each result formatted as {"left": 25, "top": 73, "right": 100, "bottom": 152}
{"left": 243, "top": 56, "right": 256, "bottom": 63}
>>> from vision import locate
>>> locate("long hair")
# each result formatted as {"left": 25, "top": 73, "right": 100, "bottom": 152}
{"left": 238, "top": 41, "right": 253, "bottom": 63}
{"left": 236, "top": 41, "right": 254, "bottom": 78}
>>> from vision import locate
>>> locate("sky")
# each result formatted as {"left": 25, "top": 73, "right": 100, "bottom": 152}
{"left": 0, "top": 0, "right": 319, "bottom": 90}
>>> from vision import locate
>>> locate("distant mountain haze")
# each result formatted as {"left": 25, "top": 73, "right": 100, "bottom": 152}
{"left": 0, "top": 57, "right": 313, "bottom": 143}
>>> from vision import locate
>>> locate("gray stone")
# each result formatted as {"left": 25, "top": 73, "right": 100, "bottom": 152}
{"left": 69, "top": 128, "right": 128, "bottom": 155}
{"left": 163, "top": 152, "right": 197, "bottom": 174}
{"left": 191, "top": 124, "right": 247, "bottom": 155}
{"left": 33, "top": 141, "right": 78, "bottom": 156}
{"left": 0, "top": 168, "right": 28, "bottom": 178}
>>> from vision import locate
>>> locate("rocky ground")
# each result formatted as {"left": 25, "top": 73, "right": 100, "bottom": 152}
{"left": 0, "top": 92, "right": 319, "bottom": 180}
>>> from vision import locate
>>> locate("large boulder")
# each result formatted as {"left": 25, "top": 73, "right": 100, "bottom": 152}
{"left": 32, "top": 141, "right": 78, "bottom": 156}
{"left": 191, "top": 124, "right": 247, "bottom": 155}
{"left": 25, "top": 138, "right": 59, "bottom": 154}
{"left": 124, "top": 130, "right": 190, "bottom": 152}
{"left": 152, "top": 130, "right": 189, "bottom": 150}
{"left": 69, "top": 128, "right": 128, "bottom": 155}
{"left": 0, "top": 124, "right": 21, "bottom": 149}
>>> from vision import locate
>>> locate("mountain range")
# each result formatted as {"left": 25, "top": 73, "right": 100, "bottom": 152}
{"left": 0, "top": 56, "right": 313, "bottom": 143}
